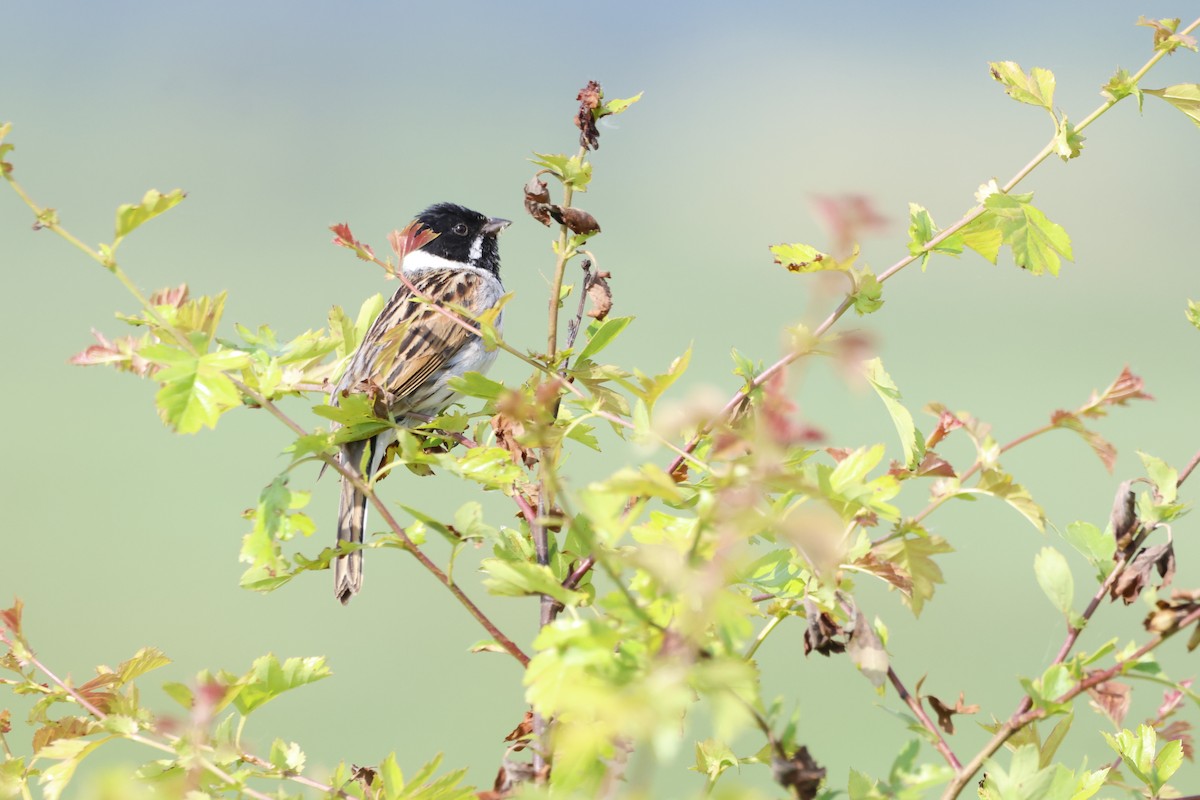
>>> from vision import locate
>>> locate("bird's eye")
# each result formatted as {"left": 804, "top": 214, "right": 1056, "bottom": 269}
{"left": 452, "top": 223, "right": 469, "bottom": 236}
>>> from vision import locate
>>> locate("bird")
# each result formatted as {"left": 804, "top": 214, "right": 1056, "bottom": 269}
{"left": 332, "top": 202, "right": 511, "bottom": 605}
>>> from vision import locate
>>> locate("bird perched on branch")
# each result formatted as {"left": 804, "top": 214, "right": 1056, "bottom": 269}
{"left": 332, "top": 203, "right": 510, "bottom": 605}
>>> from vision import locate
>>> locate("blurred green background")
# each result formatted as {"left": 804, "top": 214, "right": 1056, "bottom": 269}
{"left": 3, "top": 1, "right": 1200, "bottom": 795}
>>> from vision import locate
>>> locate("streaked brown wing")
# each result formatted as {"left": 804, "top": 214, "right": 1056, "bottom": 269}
{"left": 342, "top": 269, "right": 483, "bottom": 406}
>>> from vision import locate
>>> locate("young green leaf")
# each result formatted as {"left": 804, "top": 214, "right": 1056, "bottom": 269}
{"left": 907, "top": 203, "right": 964, "bottom": 269}
{"left": 113, "top": 188, "right": 186, "bottom": 243}
{"left": 1144, "top": 84, "right": 1200, "bottom": 128}
{"left": 230, "top": 655, "right": 332, "bottom": 715}
{"left": 1033, "top": 547, "right": 1074, "bottom": 615}
{"left": 863, "top": 358, "right": 924, "bottom": 470}
{"left": 447, "top": 371, "right": 505, "bottom": 400}
{"left": 1061, "top": 521, "right": 1116, "bottom": 579}
{"left": 575, "top": 316, "right": 634, "bottom": 363}
{"left": 982, "top": 193, "right": 1074, "bottom": 276}
{"left": 1138, "top": 451, "right": 1179, "bottom": 503}
{"left": 989, "top": 62, "right": 1056, "bottom": 111}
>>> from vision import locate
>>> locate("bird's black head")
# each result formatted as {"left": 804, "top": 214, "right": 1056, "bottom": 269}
{"left": 412, "top": 202, "right": 510, "bottom": 275}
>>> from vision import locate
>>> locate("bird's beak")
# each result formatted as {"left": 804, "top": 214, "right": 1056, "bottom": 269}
{"left": 483, "top": 217, "right": 512, "bottom": 235}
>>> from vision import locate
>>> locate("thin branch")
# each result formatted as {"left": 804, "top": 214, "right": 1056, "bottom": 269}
{"left": 6, "top": 177, "right": 534, "bottom": 668}
{"left": 668, "top": 14, "right": 1199, "bottom": 486}
{"left": 1177, "top": 445, "right": 1200, "bottom": 488}
{"left": 886, "top": 667, "right": 963, "bottom": 771}
{"left": 13, "top": 640, "right": 310, "bottom": 800}
{"left": 547, "top": 146, "right": 589, "bottom": 359}
{"left": 942, "top": 605, "right": 1200, "bottom": 800}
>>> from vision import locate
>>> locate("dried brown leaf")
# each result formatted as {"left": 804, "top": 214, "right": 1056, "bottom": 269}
{"left": 523, "top": 177, "right": 552, "bottom": 226}
{"left": 585, "top": 273, "right": 612, "bottom": 320}
{"left": 772, "top": 746, "right": 825, "bottom": 800}
{"left": 575, "top": 80, "right": 603, "bottom": 150}
{"left": 547, "top": 205, "right": 601, "bottom": 235}
{"left": 927, "top": 692, "right": 980, "bottom": 735}
{"left": 802, "top": 601, "right": 847, "bottom": 657}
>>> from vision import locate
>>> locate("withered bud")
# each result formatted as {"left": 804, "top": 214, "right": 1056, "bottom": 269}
{"left": 1110, "top": 479, "right": 1138, "bottom": 553}
{"left": 523, "top": 176, "right": 552, "bottom": 226}
{"left": 547, "top": 205, "right": 601, "bottom": 235}
{"left": 575, "top": 80, "right": 603, "bottom": 150}
{"left": 585, "top": 273, "right": 613, "bottom": 320}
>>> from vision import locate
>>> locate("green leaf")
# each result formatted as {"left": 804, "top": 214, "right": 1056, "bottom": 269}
{"left": 770, "top": 242, "right": 842, "bottom": 272}
{"left": 269, "top": 739, "right": 306, "bottom": 773}
{"left": 1053, "top": 114, "right": 1085, "bottom": 160}
{"left": 863, "top": 358, "right": 924, "bottom": 470}
{"left": 447, "top": 371, "right": 505, "bottom": 400}
{"left": 1034, "top": 547, "right": 1074, "bottom": 615}
{"left": 693, "top": 739, "right": 738, "bottom": 783}
{"left": 1061, "top": 521, "right": 1116, "bottom": 579}
{"left": 989, "top": 62, "right": 1056, "bottom": 110}
{"left": 850, "top": 268, "right": 884, "bottom": 315}
{"left": 978, "top": 744, "right": 1055, "bottom": 800}
{"left": 983, "top": 193, "right": 1073, "bottom": 276}
{"left": 480, "top": 558, "right": 586, "bottom": 606}
{"left": 974, "top": 469, "right": 1047, "bottom": 531}
{"left": 600, "top": 91, "right": 643, "bottom": 117}
{"left": 116, "top": 647, "right": 172, "bottom": 684}
{"left": 145, "top": 348, "right": 247, "bottom": 434}
{"left": 231, "top": 655, "right": 332, "bottom": 715}
{"left": 907, "top": 203, "right": 964, "bottom": 269}
{"left": 1187, "top": 299, "right": 1200, "bottom": 331}
{"left": 1102, "top": 68, "right": 1145, "bottom": 110}
{"left": 1138, "top": 451, "right": 1178, "bottom": 503}
{"left": 113, "top": 188, "right": 186, "bottom": 242}
{"left": 575, "top": 316, "right": 634, "bottom": 363}
{"left": 1145, "top": 84, "right": 1200, "bottom": 128}
{"left": 531, "top": 152, "right": 593, "bottom": 191}
{"left": 960, "top": 215, "right": 1004, "bottom": 263}
{"left": 872, "top": 534, "right": 953, "bottom": 617}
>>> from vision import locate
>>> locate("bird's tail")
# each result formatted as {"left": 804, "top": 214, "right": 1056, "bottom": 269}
{"left": 335, "top": 438, "right": 370, "bottom": 604}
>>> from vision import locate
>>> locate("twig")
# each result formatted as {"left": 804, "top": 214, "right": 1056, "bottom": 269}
{"left": 941, "top": 606, "right": 1200, "bottom": 800}
{"left": 886, "top": 667, "right": 963, "bottom": 771}
{"left": 1177, "top": 445, "right": 1200, "bottom": 488}
{"left": 563, "top": 258, "right": 594, "bottom": 362}
{"left": 667, "top": 14, "right": 1199, "bottom": 489}
{"left": 4, "top": 174, "right": 533, "bottom": 668}
{"left": 13, "top": 641, "right": 305, "bottom": 800}
{"left": 546, "top": 146, "right": 589, "bottom": 359}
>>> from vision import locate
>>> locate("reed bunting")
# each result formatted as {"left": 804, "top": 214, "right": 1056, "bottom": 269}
{"left": 333, "top": 202, "right": 510, "bottom": 604}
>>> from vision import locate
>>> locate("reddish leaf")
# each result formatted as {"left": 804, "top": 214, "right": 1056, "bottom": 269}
{"left": 69, "top": 328, "right": 154, "bottom": 376}
{"left": 32, "top": 716, "right": 93, "bottom": 752}
{"left": 853, "top": 552, "right": 913, "bottom": 596}
{"left": 924, "top": 409, "right": 964, "bottom": 449}
{"left": 0, "top": 599, "right": 22, "bottom": 637}
{"left": 1158, "top": 680, "right": 1192, "bottom": 719}
{"left": 0, "top": 709, "right": 10, "bottom": 734}
{"left": 330, "top": 222, "right": 376, "bottom": 261}
{"left": 387, "top": 220, "right": 438, "bottom": 267}
{"left": 1160, "top": 720, "right": 1195, "bottom": 761}
{"left": 149, "top": 284, "right": 188, "bottom": 308}
{"left": 810, "top": 194, "right": 889, "bottom": 260}
{"left": 1086, "top": 677, "right": 1132, "bottom": 726}
{"left": 1083, "top": 367, "right": 1153, "bottom": 417}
